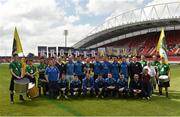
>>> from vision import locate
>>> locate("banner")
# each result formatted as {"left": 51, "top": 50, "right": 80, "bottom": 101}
{"left": 48, "top": 47, "right": 57, "bottom": 57}
{"left": 38, "top": 46, "right": 140, "bottom": 57}
{"left": 98, "top": 48, "right": 106, "bottom": 56}
{"left": 58, "top": 47, "right": 65, "bottom": 56}
{"left": 38, "top": 46, "right": 47, "bottom": 57}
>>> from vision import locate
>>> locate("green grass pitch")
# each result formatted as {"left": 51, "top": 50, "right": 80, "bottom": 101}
{"left": 0, "top": 64, "right": 180, "bottom": 116}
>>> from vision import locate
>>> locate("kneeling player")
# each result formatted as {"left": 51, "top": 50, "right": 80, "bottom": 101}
{"left": 70, "top": 75, "right": 82, "bottom": 97}
{"left": 116, "top": 74, "right": 128, "bottom": 97}
{"left": 129, "top": 74, "right": 143, "bottom": 98}
{"left": 82, "top": 72, "right": 94, "bottom": 96}
{"left": 57, "top": 73, "right": 69, "bottom": 99}
{"left": 95, "top": 74, "right": 105, "bottom": 98}
{"left": 105, "top": 73, "right": 116, "bottom": 97}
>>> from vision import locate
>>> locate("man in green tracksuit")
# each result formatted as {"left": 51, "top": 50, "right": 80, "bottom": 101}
{"left": 157, "top": 57, "right": 170, "bottom": 97}
{"left": 37, "top": 57, "right": 48, "bottom": 96}
{"left": 9, "top": 54, "right": 24, "bottom": 103}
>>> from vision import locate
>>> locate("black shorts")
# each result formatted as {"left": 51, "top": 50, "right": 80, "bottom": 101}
{"left": 9, "top": 76, "right": 17, "bottom": 91}
{"left": 159, "top": 81, "right": 170, "bottom": 87}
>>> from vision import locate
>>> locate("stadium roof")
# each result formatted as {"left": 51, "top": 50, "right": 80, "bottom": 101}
{"left": 73, "top": 2, "right": 180, "bottom": 49}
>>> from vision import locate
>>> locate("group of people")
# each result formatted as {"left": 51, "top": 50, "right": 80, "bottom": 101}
{"left": 9, "top": 53, "right": 170, "bottom": 103}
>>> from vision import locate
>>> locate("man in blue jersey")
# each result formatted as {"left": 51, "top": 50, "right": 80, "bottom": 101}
{"left": 120, "top": 56, "right": 129, "bottom": 82}
{"left": 70, "top": 75, "right": 82, "bottom": 97}
{"left": 101, "top": 56, "right": 111, "bottom": 79}
{"left": 111, "top": 57, "right": 120, "bottom": 81}
{"left": 57, "top": 72, "right": 69, "bottom": 99}
{"left": 66, "top": 56, "right": 75, "bottom": 82}
{"left": 45, "top": 58, "right": 60, "bottom": 99}
{"left": 74, "top": 56, "right": 84, "bottom": 81}
{"left": 93, "top": 56, "right": 102, "bottom": 80}
{"left": 95, "top": 74, "right": 105, "bottom": 98}
{"left": 116, "top": 74, "right": 128, "bottom": 97}
{"left": 82, "top": 72, "right": 94, "bottom": 96}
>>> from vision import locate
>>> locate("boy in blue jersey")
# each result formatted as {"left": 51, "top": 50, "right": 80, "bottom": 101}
{"left": 95, "top": 74, "right": 105, "bottom": 98}
{"left": 116, "top": 74, "right": 128, "bottom": 97}
{"left": 70, "top": 75, "right": 82, "bottom": 97}
{"left": 111, "top": 57, "right": 120, "bottom": 81}
{"left": 74, "top": 56, "right": 84, "bottom": 81}
{"left": 105, "top": 73, "right": 116, "bottom": 97}
{"left": 101, "top": 56, "right": 111, "bottom": 78}
{"left": 82, "top": 72, "right": 94, "bottom": 96}
{"left": 57, "top": 72, "right": 69, "bottom": 99}
{"left": 120, "top": 56, "right": 129, "bottom": 82}
{"left": 45, "top": 58, "right": 60, "bottom": 99}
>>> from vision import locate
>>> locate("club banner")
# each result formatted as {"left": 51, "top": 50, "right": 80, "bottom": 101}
{"left": 58, "top": 47, "right": 65, "bottom": 56}
{"left": 38, "top": 46, "right": 47, "bottom": 57}
{"left": 48, "top": 47, "right": 57, "bottom": 57}
{"left": 38, "top": 46, "right": 138, "bottom": 57}
{"left": 90, "top": 49, "right": 97, "bottom": 57}
{"left": 98, "top": 48, "right": 106, "bottom": 56}
{"left": 74, "top": 49, "right": 81, "bottom": 57}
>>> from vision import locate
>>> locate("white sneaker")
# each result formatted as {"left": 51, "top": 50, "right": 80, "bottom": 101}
{"left": 64, "top": 95, "right": 68, "bottom": 99}
{"left": 57, "top": 96, "right": 60, "bottom": 100}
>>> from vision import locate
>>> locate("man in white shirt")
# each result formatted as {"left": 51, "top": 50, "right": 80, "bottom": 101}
{"left": 144, "top": 61, "right": 156, "bottom": 93}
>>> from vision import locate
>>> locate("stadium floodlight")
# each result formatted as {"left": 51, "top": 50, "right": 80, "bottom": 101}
{"left": 64, "top": 30, "right": 68, "bottom": 47}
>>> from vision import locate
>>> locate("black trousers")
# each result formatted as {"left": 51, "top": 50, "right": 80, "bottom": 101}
{"left": 48, "top": 81, "right": 58, "bottom": 99}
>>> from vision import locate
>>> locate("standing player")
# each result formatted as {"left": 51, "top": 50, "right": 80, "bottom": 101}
{"left": 37, "top": 57, "right": 48, "bottom": 96}
{"left": 120, "top": 56, "right": 129, "bottom": 82}
{"left": 66, "top": 57, "right": 75, "bottom": 82}
{"left": 157, "top": 57, "right": 170, "bottom": 97}
{"left": 151, "top": 55, "right": 160, "bottom": 89}
{"left": 139, "top": 55, "right": 147, "bottom": 68}
{"left": 129, "top": 57, "right": 143, "bottom": 82}
{"left": 93, "top": 56, "right": 102, "bottom": 80}
{"left": 45, "top": 58, "right": 60, "bottom": 99}
{"left": 142, "top": 68, "right": 151, "bottom": 99}
{"left": 9, "top": 54, "right": 24, "bottom": 103}
{"left": 26, "top": 58, "right": 37, "bottom": 83}
{"left": 101, "top": 56, "right": 111, "bottom": 79}
{"left": 144, "top": 62, "right": 156, "bottom": 93}
{"left": 111, "top": 57, "right": 120, "bottom": 81}
{"left": 74, "top": 56, "right": 84, "bottom": 81}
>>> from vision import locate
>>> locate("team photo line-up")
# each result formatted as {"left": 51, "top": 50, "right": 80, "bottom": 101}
{"left": 9, "top": 53, "right": 170, "bottom": 103}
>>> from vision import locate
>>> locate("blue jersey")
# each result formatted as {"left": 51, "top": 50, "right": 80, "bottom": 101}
{"left": 95, "top": 78, "right": 105, "bottom": 88}
{"left": 58, "top": 78, "right": 69, "bottom": 88}
{"left": 93, "top": 61, "right": 101, "bottom": 75}
{"left": 116, "top": 79, "right": 128, "bottom": 89}
{"left": 70, "top": 79, "right": 81, "bottom": 89}
{"left": 74, "top": 61, "right": 83, "bottom": 76}
{"left": 45, "top": 66, "right": 59, "bottom": 81}
{"left": 111, "top": 62, "right": 120, "bottom": 80}
{"left": 120, "top": 62, "right": 129, "bottom": 79}
{"left": 83, "top": 77, "right": 94, "bottom": 88}
{"left": 101, "top": 61, "right": 111, "bottom": 75}
{"left": 105, "top": 78, "right": 116, "bottom": 87}
{"left": 66, "top": 61, "right": 74, "bottom": 75}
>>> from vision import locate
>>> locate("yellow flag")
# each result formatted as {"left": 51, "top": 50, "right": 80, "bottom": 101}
{"left": 12, "top": 27, "right": 23, "bottom": 55}
{"left": 156, "top": 28, "right": 168, "bottom": 64}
